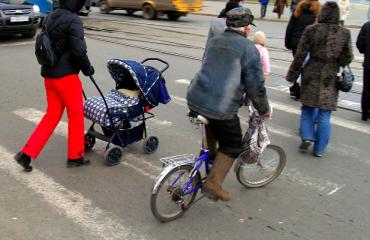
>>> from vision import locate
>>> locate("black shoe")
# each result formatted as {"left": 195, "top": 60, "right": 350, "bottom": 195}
{"left": 361, "top": 113, "right": 368, "bottom": 121}
{"left": 299, "top": 140, "right": 312, "bottom": 152}
{"left": 67, "top": 157, "right": 90, "bottom": 168}
{"left": 14, "top": 152, "right": 32, "bottom": 172}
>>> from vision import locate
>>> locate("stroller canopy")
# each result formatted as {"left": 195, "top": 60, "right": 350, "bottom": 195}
{"left": 107, "top": 59, "right": 171, "bottom": 108}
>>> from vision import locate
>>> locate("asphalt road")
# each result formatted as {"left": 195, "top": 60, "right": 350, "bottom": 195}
{"left": 0, "top": 10, "right": 369, "bottom": 240}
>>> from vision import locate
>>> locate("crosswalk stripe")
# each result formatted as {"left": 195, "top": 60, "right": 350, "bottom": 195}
{"left": 13, "top": 107, "right": 346, "bottom": 195}
{"left": 172, "top": 82, "right": 370, "bottom": 135}
{"left": 170, "top": 96, "right": 363, "bottom": 161}
{"left": 0, "top": 145, "right": 147, "bottom": 240}
{"left": 0, "top": 41, "right": 35, "bottom": 48}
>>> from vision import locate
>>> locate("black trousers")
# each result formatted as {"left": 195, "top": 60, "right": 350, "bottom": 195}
{"left": 361, "top": 68, "right": 370, "bottom": 120}
{"left": 205, "top": 115, "right": 243, "bottom": 159}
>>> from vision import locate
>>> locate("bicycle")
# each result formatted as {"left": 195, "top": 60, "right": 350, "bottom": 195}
{"left": 150, "top": 111, "right": 286, "bottom": 222}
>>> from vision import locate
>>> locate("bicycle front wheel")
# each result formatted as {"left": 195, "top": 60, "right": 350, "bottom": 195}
{"left": 150, "top": 165, "right": 201, "bottom": 222}
{"left": 236, "top": 144, "right": 286, "bottom": 188}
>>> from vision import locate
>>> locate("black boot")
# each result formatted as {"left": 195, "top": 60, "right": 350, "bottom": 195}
{"left": 67, "top": 157, "right": 90, "bottom": 168}
{"left": 14, "top": 152, "right": 33, "bottom": 172}
{"left": 362, "top": 114, "right": 368, "bottom": 121}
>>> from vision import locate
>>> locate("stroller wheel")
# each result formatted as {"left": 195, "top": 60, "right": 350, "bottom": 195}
{"left": 105, "top": 146, "right": 123, "bottom": 166}
{"left": 143, "top": 136, "right": 159, "bottom": 154}
{"left": 84, "top": 133, "right": 96, "bottom": 150}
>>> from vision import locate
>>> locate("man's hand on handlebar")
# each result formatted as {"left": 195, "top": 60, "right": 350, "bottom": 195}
{"left": 262, "top": 111, "right": 272, "bottom": 120}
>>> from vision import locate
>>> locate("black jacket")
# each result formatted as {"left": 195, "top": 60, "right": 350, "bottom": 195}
{"left": 285, "top": 3, "right": 316, "bottom": 52}
{"left": 41, "top": 0, "right": 93, "bottom": 78}
{"left": 357, "top": 21, "right": 370, "bottom": 70}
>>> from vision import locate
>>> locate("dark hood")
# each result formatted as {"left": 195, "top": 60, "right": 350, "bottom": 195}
{"left": 59, "top": 0, "right": 86, "bottom": 13}
{"left": 318, "top": 1, "right": 339, "bottom": 24}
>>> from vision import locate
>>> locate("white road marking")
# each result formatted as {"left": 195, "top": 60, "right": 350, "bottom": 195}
{"left": 14, "top": 108, "right": 162, "bottom": 179}
{"left": 284, "top": 168, "right": 346, "bottom": 195}
{"left": 173, "top": 82, "right": 370, "bottom": 135}
{"left": 172, "top": 94, "right": 368, "bottom": 163}
{"left": 0, "top": 145, "right": 147, "bottom": 240}
{"left": 327, "top": 185, "right": 345, "bottom": 195}
{"left": 175, "top": 79, "right": 192, "bottom": 84}
{"left": 0, "top": 41, "right": 35, "bottom": 47}
{"left": 270, "top": 100, "right": 370, "bottom": 135}
{"left": 13, "top": 107, "right": 348, "bottom": 194}
{"left": 175, "top": 79, "right": 363, "bottom": 116}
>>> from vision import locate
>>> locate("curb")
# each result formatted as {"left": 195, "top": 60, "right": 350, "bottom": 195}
{"left": 191, "top": 12, "right": 362, "bottom": 29}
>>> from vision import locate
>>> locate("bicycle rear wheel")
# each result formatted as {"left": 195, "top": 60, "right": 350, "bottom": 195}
{"left": 150, "top": 165, "right": 201, "bottom": 222}
{"left": 235, "top": 144, "right": 286, "bottom": 188}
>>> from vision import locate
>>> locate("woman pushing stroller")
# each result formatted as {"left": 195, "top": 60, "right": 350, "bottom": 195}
{"left": 15, "top": 0, "right": 94, "bottom": 172}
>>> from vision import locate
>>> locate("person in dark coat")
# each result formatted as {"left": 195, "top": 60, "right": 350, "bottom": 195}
{"left": 273, "top": 0, "right": 288, "bottom": 19}
{"left": 356, "top": 21, "right": 370, "bottom": 121}
{"left": 286, "top": 1, "right": 353, "bottom": 157}
{"left": 285, "top": 0, "right": 320, "bottom": 56}
{"left": 14, "top": 0, "right": 94, "bottom": 172}
{"left": 285, "top": 0, "right": 320, "bottom": 99}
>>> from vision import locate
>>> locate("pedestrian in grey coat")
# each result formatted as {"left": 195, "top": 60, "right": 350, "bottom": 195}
{"left": 286, "top": 1, "right": 353, "bottom": 157}
{"left": 207, "top": 1, "right": 240, "bottom": 42}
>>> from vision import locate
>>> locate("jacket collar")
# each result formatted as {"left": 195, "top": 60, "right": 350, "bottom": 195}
{"left": 225, "top": 28, "right": 246, "bottom": 37}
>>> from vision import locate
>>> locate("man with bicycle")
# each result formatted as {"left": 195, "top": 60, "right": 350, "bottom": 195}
{"left": 186, "top": 8, "right": 272, "bottom": 202}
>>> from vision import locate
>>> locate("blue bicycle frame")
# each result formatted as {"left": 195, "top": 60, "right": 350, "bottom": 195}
{"left": 169, "top": 118, "right": 213, "bottom": 197}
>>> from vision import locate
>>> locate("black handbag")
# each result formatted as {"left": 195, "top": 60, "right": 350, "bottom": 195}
{"left": 336, "top": 65, "right": 354, "bottom": 92}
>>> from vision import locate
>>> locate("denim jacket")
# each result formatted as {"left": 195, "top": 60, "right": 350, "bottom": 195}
{"left": 187, "top": 29, "right": 270, "bottom": 120}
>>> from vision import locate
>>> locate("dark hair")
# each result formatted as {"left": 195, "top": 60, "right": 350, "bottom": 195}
{"left": 218, "top": 1, "right": 240, "bottom": 18}
{"left": 294, "top": 0, "right": 321, "bottom": 17}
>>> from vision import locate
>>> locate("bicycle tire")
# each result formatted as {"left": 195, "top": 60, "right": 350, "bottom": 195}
{"left": 150, "top": 165, "right": 201, "bottom": 222}
{"left": 236, "top": 144, "right": 286, "bottom": 188}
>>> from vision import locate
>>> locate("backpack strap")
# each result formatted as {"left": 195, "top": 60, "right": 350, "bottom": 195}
{"left": 43, "top": 13, "right": 63, "bottom": 34}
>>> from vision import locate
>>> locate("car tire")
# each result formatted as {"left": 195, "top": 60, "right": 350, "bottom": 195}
{"left": 142, "top": 4, "right": 157, "bottom": 20}
{"left": 167, "top": 12, "right": 181, "bottom": 20}
{"left": 126, "top": 9, "right": 135, "bottom": 15}
{"left": 100, "top": 0, "right": 111, "bottom": 14}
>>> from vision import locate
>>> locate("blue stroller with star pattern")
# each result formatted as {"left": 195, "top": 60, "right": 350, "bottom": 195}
{"left": 83, "top": 58, "right": 171, "bottom": 166}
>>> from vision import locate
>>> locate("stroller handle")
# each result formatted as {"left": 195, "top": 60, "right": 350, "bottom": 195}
{"left": 141, "top": 58, "right": 169, "bottom": 74}
{"left": 87, "top": 75, "right": 115, "bottom": 127}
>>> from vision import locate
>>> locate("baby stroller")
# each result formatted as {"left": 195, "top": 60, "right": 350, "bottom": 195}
{"left": 83, "top": 58, "right": 171, "bottom": 166}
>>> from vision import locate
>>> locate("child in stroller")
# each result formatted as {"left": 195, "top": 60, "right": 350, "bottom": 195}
{"left": 83, "top": 58, "right": 171, "bottom": 166}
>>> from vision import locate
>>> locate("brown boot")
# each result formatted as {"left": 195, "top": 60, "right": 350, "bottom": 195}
{"left": 202, "top": 152, "right": 235, "bottom": 201}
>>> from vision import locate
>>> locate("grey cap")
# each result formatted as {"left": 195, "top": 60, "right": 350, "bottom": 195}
{"left": 226, "top": 8, "right": 256, "bottom": 28}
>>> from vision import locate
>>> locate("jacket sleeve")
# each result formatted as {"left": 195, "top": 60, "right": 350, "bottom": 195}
{"left": 356, "top": 24, "right": 367, "bottom": 54}
{"left": 243, "top": 46, "right": 270, "bottom": 115}
{"left": 261, "top": 47, "right": 270, "bottom": 74}
{"left": 285, "top": 16, "right": 295, "bottom": 50}
{"left": 286, "top": 26, "right": 311, "bottom": 83}
{"left": 68, "top": 16, "right": 92, "bottom": 75}
{"left": 338, "top": 30, "right": 354, "bottom": 67}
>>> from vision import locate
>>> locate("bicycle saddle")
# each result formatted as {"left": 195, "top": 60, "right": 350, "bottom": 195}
{"left": 187, "top": 110, "right": 209, "bottom": 125}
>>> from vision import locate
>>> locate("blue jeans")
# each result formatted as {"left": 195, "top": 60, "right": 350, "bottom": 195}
{"left": 300, "top": 106, "right": 331, "bottom": 155}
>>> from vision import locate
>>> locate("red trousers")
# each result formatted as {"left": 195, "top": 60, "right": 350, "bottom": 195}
{"left": 22, "top": 74, "right": 85, "bottom": 160}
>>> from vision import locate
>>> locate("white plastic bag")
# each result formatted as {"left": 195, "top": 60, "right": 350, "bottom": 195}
{"left": 237, "top": 112, "right": 270, "bottom": 164}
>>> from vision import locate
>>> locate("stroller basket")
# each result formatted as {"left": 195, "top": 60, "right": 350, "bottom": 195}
{"left": 102, "top": 123, "right": 145, "bottom": 147}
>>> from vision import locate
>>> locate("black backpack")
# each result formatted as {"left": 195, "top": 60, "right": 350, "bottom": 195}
{"left": 35, "top": 16, "right": 59, "bottom": 66}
